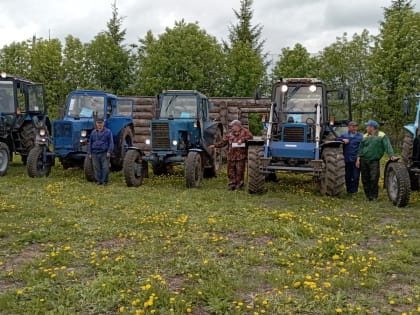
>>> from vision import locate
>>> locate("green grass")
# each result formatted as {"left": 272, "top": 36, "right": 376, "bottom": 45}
{"left": 0, "top": 158, "right": 419, "bottom": 315}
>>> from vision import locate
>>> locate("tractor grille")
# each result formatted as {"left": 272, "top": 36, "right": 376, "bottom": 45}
{"left": 151, "top": 122, "right": 170, "bottom": 150}
{"left": 283, "top": 126, "right": 304, "bottom": 142}
{"left": 54, "top": 122, "right": 72, "bottom": 138}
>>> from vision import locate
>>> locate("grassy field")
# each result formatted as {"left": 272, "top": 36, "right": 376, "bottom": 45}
{"left": 0, "top": 158, "right": 419, "bottom": 315}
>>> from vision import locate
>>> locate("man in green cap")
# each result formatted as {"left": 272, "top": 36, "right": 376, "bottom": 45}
{"left": 356, "top": 120, "right": 397, "bottom": 201}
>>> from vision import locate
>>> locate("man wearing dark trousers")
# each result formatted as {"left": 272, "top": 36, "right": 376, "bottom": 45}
{"left": 88, "top": 118, "right": 114, "bottom": 185}
{"left": 356, "top": 120, "right": 397, "bottom": 201}
{"left": 336, "top": 121, "right": 363, "bottom": 194}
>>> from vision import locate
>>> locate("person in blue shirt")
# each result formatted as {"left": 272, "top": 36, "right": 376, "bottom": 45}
{"left": 88, "top": 118, "right": 114, "bottom": 185}
{"left": 336, "top": 121, "right": 363, "bottom": 194}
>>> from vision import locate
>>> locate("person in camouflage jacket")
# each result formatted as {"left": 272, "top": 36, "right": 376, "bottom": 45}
{"left": 209, "top": 120, "right": 253, "bottom": 190}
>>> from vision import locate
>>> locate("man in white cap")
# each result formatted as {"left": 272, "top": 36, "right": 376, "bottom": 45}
{"left": 209, "top": 119, "right": 253, "bottom": 190}
{"left": 356, "top": 120, "right": 397, "bottom": 201}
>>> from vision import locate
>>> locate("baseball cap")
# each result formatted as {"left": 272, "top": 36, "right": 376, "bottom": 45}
{"left": 348, "top": 121, "right": 358, "bottom": 126}
{"left": 229, "top": 119, "right": 241, "bottom": 127}
{"left": 364, "top": 120, "right": 379, "bottom": 128}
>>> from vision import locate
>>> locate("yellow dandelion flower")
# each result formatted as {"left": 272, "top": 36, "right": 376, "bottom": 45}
{"left": 16, "top": 289, "right": 23, "bottom": 296}
{"left": 335, "top": 307, "right": 343, "bottom": 313}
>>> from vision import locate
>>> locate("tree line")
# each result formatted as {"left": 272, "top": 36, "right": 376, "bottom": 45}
{"left": 0, "top": 0, "right": 419, "bottom": 143}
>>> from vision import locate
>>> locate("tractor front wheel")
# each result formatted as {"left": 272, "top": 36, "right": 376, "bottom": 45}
{"left": 185, "top": 151, "right": 202, "bottom": 188}
{"left": 123, "top": 150, "right": 148, "bottom": 187}
{"left": 83, "top": 156, "right": 96, "bottom": 182}
{"left": 0, "top": 142, "right": 10, "bottom": 176}
{"left": 247, "top": 145, "right": 265, "bottom": 194}
{"left": 384, "top": 162, "right": 411, "bottom": 207}
{"left": 27, "top": 146, "right": 52, "bottom": 177}
{"left": 319, "top": 147, "right": 345, "bottom": 196}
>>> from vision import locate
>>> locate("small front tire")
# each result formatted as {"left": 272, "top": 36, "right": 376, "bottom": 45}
{"left": 27, "top": 146, "right": 52, "bottom": 178}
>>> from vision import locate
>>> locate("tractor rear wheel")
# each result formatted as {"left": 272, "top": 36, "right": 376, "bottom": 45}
{"left": 27, "top": 146, "right": 52, "bottom": 177}
{"left": 0, "top": 142, "right": 10, "bottom": 176}
{"left": 21, "top": 122, "right": 37, "bottom": 154}
{"left": 247, "top": 145, "right": 265, "bottom": 193}
{"left": 385, "top": 162, "right": 411, "bottom": 207}
{"left": 185, "top": 151, "right": 202, "bottom": 188}
{"left": 319, "top": 147, "right": 345, "bottom": 196}
{"left": 111, "top": 126, "right": 134, "bottom": 171}
{"left": 83, "top": 156, "right": 96, "bottom": 182}
{"left": 204, "top": 128, "right": 223, "bottom": 178}
{"left": 401, "top": 132, "right": 420, "bottom": 191}
{"left": 123, "top": 150, "right": 147, "bottom": 187}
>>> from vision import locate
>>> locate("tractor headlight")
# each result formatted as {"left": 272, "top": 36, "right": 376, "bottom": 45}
{"left": 309, "top": 85, "right": 317, "bottom": 93}
{"left": 39, "top": 129, "right": 46, "bottom": 136}
{"left": 1, "top": 72, "right": 7, "bottom": 78}
{"left": 172, "top": 140, "right": 178, "bottom": 146}
{"left": 145, "top": 139, "right": 151, "bottom": 145}
{"left": 81, "top": 130, "right": 87, "bottom": 137}
{"left": 281, "top": 85, "right": 288, "bottom": 92}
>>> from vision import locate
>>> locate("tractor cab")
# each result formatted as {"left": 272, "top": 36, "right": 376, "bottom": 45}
{"left": 27, "top": 90, "right": 134, "bottom": 178}
{"left": 0, "top": 72, "right": 50, "bottom": 175}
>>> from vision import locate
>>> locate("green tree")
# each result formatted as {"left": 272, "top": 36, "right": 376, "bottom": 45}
{"left": 85, "top": 2, "right": 131, "bottom": 94}
{"left": 369, "top": 0, "right": 420, "bottom": 140}
{"left": 224, "top": 0, "right": 267, "bottom": 96}
{"left": 134, "top": 20, "right": 226, "bottom": 96}
{"left": 272, "top": 43, "right": 316, "bottom": 80}
{"left": 62, "top": 35, "right": 89, "bottom": 94}
{"left": 106, "top": 1, "right": 126, "bottom": 46}
{"left": 226, "top": 0, "right": 265, "bottom": 56}
{"left": 29, "top": 38, "right": 64, "bottom": 118}
{"left": 224, "top": 41, "right": 265, "bottom": 97}
{"left": 0, "top": 40, "right": 32, "bottom": 78}
{"left": 316, "top": 31, "right": 373, "bottom": 122}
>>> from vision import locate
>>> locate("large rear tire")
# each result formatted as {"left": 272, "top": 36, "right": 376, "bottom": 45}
{"left": 111, "top": 126, "right": 134, "bottom": 171}
{"left": 319, "top": 147, "right": 345, "bottom": 196}
{"left": 27, "top": 146, "right": 52, "bottom": 178}
{"left": 83, "top": 156, "right": 96, "bottom": 182}
{"left": 0, "top": 142, "right": 10, "bottom": 176}
{"left": 385, "top": 162, "right": 411, "bottom": 207}
{"left": 204, "top": 128, "right": 223, "bottom": 178}
{"left": 401, "top": 132, "right": 420, "bottom": 191}
{"left": 185, "top": 151, "right": 202, "bottom": 188}
{"left": 247, "top": 145, "right": 265, "bottom": 194}
{"left": 21, "top": 122, "right": 37, "bottom": 154}
{"left": 123, "top": 150, "right": 147, "bottom": 187}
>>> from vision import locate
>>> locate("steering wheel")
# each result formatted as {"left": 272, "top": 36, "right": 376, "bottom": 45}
{"left": 306, "top": 117, "right": 315, "bottom": 124}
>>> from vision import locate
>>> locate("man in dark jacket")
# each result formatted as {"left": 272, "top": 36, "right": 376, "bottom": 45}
{"left": 336, "top": 121, "right": 363, "bottom": 194}
{"left": 356, "top": 120, "right": 397, "bottom": 201}
{"left": 209, "top": 120, "right": 253, "bottom": 190}
{"left": 88, "top": 118, "right": 114, "bottom": 185}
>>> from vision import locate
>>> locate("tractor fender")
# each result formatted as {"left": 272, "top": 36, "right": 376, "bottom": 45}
{"left": 320, "top": 140, "right": 342, "bottom": 149}
{"left": 126, "top": 146, "right": 144, "bottom": 154}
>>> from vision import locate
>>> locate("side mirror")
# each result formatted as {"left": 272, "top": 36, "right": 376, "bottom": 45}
{"left": 255, "top": 88, "right": 262, "bottom": 100}
{"left": 337, "top": 88, "right": 345, "bottom": 100}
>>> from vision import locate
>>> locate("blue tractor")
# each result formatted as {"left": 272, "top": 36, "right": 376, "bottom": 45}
{"left": 123, "top": 90, "right": 223, "bottom": 188}
{"left": 383, "top": 93, "right": 420, "bottom": 207}
{"left": 0, "top": 72, "right": 51, "bottom": 176}
{"left": 27, "top": 90, "right": 134, "bottom": 179}
{"left": 247, "top": 78, "right": 352, "bottom": 196}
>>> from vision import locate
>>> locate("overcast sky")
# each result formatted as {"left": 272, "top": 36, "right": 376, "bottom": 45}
{"left": 1, "top": 0, "right": 419, "bottom": 59}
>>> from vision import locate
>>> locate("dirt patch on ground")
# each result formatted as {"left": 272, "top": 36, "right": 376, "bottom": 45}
{"left": 0, "top": 243, "right": 42, "bottom": 272}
